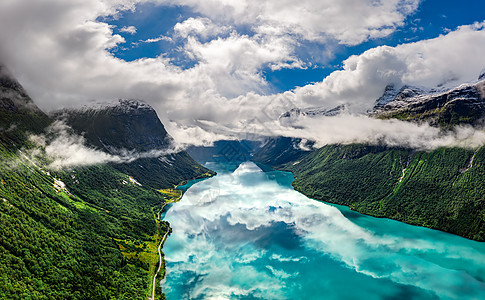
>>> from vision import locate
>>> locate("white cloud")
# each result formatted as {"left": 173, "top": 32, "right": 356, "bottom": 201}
{"left": 0, "top": 0, "right": 485, "bottom": 149}
{"left": 159, "top": 0, "right": 420, "bottom": 45}
{"left": 119, "top": 25, "right": 136, "bottom": 34}
{"left": 276, "top": 114, "right": 485, "bottom": 150}
{"left": 287, "top": 22, "right": 485, "bottom": 112}
{"left": 174, "top": 17, "right": 230, "bottom": 39}
{"left": 28, "top": 121, "right": 183, "bottom": 169}
{"left": 139, "top": 35, "right": 172, "bottom": 43}
{"left": 28, "top": 121, "right": 123, "bottom": 168}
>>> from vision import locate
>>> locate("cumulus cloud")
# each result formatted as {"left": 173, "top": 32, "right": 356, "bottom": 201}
{"left": 159, "top": 0, "right": 420, "bottom": 45}
{"left": 1, "top": 0, "right": 485, "bottom": 149}
{"left": 174, "top": 17, "right": 230, "bottom": 40}
{"left": 282, "top": 22, "right": 485, "bottom": 112}
{"left": 119, "top": 25, "right": 137, "bottom": 34}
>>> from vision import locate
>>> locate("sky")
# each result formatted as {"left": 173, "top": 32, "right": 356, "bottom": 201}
{"left": 1, "top": 0, "right": 485, "bottom": 148}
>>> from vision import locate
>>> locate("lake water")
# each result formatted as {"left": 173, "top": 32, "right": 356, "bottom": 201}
{"left": 162, "top": 161, "right": 485, "bottom": 299}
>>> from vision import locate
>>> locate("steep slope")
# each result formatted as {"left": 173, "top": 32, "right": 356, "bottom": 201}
{"left": 253, "top": 105, "right": 339, "bottom": 167}
{"left": 252, "top": 137, "right": 312, "bottom": 168}
{"left": 282, "top": 145, "right": 485, "bottom": 241}
{"left": 54, "top": 100, "right": 214, "bottom": 189}
{"left": 0, "top": 149, "right": 172, "bottom": 299}
{"left": 0, "top": 65, "right": 51, "bottom": 148}
{"left": 55, "top": 100, "right": 171, "bottom": 152}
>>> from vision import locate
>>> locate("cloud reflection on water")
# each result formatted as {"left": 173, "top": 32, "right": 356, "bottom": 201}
{"left": 163, "top": 162, "right": 485, "bottom": 299}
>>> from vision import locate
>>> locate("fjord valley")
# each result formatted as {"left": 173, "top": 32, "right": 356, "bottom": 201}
{"left": 2, "top": 64, "right": 485, "bottom": 299}
{"left": 0, "top": 66, "right": 212, "bottom": 299}
{"left": 2, "top": 0, "right": 485, "bottom": 298}
{"left": 2, "top": 63, "right": 485, "bottom": 300}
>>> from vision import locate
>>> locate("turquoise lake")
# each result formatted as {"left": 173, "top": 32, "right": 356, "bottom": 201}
{"left": 162, "top": 161, "right": 485, "bottom": 299}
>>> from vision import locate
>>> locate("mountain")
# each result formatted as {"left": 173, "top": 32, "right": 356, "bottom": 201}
{"left": 0, "top": 65, "right": 51, "bottom": 147}
{"left": 373, "top": 80, "right": 485, "bottom": 129}
{"left": 53, "top": 100, "right": 214, "bottom": 189}
{"left": 479, "top": 68, "right": 485, "bottom": 82}
{"left": 54, "top": 100, "right": 171, "bottom": 152}
{"left": 0, "top": 67, "right": 213, "bottom": 299}
{"left": 253, "top": 74, "right": 485, "bottom": 241}
{"left": 254, "top": 104, "right": 343, "bottom": 167}
{"left": 252, "top": 136, "right": 313, "bottom": 168}
{"left": 372, "top": 84, "right": 438, "bottom": 109}
{"left": 278, "top": 104, "right": 348, "bottom": 126}
{"left": 186, "top": 140, "right": 261, "bottom": 164}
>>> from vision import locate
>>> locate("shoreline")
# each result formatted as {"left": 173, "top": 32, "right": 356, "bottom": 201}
{"left": 152, "top": 172, "right": 217, "bottom": 299}
{"left": 275, "top": 166, "right": 484, "bottom": 243}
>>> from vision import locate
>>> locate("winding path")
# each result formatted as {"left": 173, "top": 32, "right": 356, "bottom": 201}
{"left": 151, "top": 229, "right": 169, "bottom": 300}
{"left": 149, "top": 189, "right": 185, "bottom": 299}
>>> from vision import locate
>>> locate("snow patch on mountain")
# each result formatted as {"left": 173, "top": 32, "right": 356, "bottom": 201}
{"left": 279, "top": 104, "right": 348, "bottom": 126}
{"left": 69, "top": 99, "right": 153, "bottom": 114}
{"left": 374, "top": 84, "right": 401, "bottom": 108}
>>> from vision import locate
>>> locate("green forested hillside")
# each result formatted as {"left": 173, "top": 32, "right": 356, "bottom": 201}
{"left": 0, "top": 146, "right": 166, "bottom": 299}
{"left": 281, "top": 144, "right": 485, "bottom": 241}
{"left": 0, "top": 69, "right": 212, "bottom": 299}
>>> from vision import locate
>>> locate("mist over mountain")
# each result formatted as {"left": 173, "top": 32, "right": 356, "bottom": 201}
{"left": 0, "top": 65, "right": 51, "bottom": 145}
{"left": 372, "top": 79, "right": 485, "bottom": 129}
{"left": 49, "top": 99, "right": 213, "bottom": 188}
{"left": 53, "top": 100, "right": 172, "bottom": 153}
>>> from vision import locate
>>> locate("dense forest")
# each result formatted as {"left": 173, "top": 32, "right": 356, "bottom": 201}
{"left": 252, "top": 78, "right": 485, "bottom": 241}
{"left": 277, "top": 144, "right": 485, "bottom": 241}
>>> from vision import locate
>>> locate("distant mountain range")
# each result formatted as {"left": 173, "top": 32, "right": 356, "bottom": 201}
{"left": 372, "top": 80, "right": 485, "bottom": 129}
